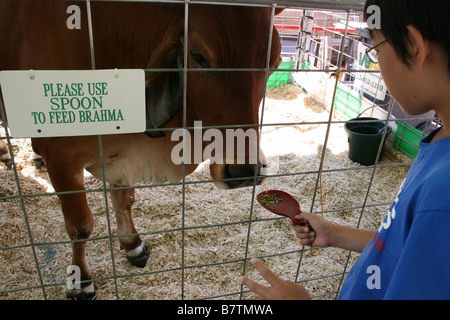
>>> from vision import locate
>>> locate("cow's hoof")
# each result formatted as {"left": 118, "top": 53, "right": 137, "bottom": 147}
{"left": 1, "top": 158, "right": 12, "bottom": 170}
{"left": 127, "top": 243, "right": 150, "bottom": 268}
{"left": 33, "top": 156, "right": 44, "bottom": 169}
{"left": 65, "top": 283, "right": 96, "bottom": 300}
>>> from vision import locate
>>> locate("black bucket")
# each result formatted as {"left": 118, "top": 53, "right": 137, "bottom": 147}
{"left": 344, "top": 117, "right": 392, "bottom": 166}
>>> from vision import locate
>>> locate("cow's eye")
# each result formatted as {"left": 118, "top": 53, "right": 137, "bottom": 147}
{"left": 190, "top": 51, "right": 210, "bottom": 68}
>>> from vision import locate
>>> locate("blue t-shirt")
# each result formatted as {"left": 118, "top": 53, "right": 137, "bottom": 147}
{"left": 339, "top": 128, "right": 450, "bottom": 300}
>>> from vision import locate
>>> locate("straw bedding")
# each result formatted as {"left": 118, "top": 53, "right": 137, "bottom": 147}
{"left": 0, "top": 84, "right": 411, "bottom": 300}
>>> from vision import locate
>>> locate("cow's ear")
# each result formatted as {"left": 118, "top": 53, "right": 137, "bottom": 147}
{"left": 145, "top": 18, "right": 184, "bottom": 138}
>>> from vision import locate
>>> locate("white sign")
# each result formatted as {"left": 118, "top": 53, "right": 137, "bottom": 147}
{"left": 0, "top": 69, "right": 145, "bottom": 138}
{"left": 354, "top": 43, "right": 387, "bottom": 101}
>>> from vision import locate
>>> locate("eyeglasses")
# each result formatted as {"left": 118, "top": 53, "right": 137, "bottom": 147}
{"left": 365, "top": 38, "right": 391, "bottom": 64}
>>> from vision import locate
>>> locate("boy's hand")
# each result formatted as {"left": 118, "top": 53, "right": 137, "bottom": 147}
{"left": 240, "top": 258, "right": 310, "bottom": 300}
{"left": 292, "top": 212, "right": 375, "bottom": 253}
{"left": 290, "top": 212, "right": 334, "bottom": 248}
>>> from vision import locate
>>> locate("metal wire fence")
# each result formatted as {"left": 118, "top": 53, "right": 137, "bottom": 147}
{"left": 0, "top": 0, "right": 438, "bottom": 300}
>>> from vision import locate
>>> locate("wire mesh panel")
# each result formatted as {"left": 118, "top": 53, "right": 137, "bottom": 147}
{"left": 0, "top": 0, "right": 439, "bottom": 300}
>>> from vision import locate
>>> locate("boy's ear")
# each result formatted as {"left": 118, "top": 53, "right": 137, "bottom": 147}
{"left": 407, "top": 25, "right": 431, "bottom": 69}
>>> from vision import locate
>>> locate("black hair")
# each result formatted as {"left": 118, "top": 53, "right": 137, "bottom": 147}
{"left": 364, "top": 0, "right": 450, "bottom": 71}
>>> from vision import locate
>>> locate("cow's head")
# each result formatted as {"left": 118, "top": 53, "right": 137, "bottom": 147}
{"left": 146, "top": 4, "right": 283, "bottom": 189}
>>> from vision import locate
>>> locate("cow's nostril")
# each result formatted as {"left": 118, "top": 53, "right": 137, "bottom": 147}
{"left": 223, "top": 164, "right": 264, "bottom": 189}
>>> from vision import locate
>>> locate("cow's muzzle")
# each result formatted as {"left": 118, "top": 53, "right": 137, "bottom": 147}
{"left": 223, "top": 163, "right": 267, "bottom": 189}
{"left": 209, "top": 150, "right": 268, "bottom": 189}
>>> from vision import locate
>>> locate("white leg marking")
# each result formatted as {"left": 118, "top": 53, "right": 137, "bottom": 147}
{"left": 126, "top": 242, "right": 145, "bottom": 258}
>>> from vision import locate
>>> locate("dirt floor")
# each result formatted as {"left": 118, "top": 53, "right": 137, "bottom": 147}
{"left": 0, "top": 84, "right": 412, "bottom": 300}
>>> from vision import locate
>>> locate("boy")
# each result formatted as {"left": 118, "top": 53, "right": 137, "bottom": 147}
{"left": 240, "top": 0, "right": 450, "bottom": 299}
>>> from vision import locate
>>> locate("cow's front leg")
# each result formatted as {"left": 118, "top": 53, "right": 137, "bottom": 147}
{"left": 110, "top": 185, "right": 150, "bottom": 268}
{"left": 60, "top": 197, "right": 96, "bottom": 300}
{"left": 64, "top": 205, "right": 96, "bottom": 300}
{"left": 47, "top": 167, "right": 96, "bottom": 300}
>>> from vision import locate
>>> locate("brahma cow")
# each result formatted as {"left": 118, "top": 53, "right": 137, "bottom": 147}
{"left": 0, "top": 1, "right": 283, "bottom": 299}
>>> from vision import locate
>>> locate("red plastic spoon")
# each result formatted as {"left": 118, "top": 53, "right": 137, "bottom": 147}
{"left": 256, "top": 190, "right": 311, "bottom": 229}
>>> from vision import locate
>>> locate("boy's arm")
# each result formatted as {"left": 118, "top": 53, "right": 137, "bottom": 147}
{"left": 329, "top": 225, "right": 376, "bottom": 253}
{"left": 295, "top": 212, "right": 376, "bottom": 253}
